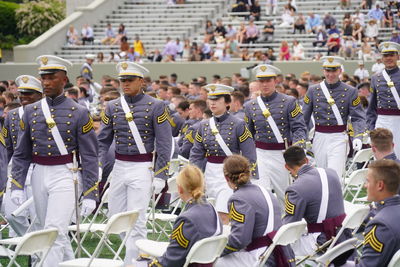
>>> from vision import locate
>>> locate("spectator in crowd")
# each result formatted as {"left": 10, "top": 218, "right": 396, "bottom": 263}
{"left": 147, "top": 49, "right": 163, "bottom": 62}
{"left": 371, "top": 56, "right": 385, "bottom": 74}
{"left": 258, "top": 20, "right": 274, "bottom": 43}
{"left": 219, "top": 49, "right": 231, "bottom": 62}
{"left": 359, "top": 38, "right": 375, "bottom": 60}
{"left": 133, "top": 35, "right": 145, "bottom": 56}
{"left": 280, "top": 5, "right": 295, "bottom": 27}
{"left": 176, "top": 38, "right": 184, "bottom": 58}
{"left": 266, "top": 47, "right": 276, "bottom": 61}
{"left": 352, "top": 8, "right": 365, "bottom": 26}
{"left": 307, "top": 12, "right": 321, "bottom": 34}
{"left": 390, "top": 30, "right": 400, "bottom": 43}
{"left": 354, "top": 61, "right": 370, "bottom": 81}
{"left": 383, "top": 7, "right": 394, "bottom": 27}
{"left": 232, "top": 0, "right": 247, "bottom": 14}
{"left": 66, "top": 25, "right": 79, "bottom": 45}
{"left": 328, "top": 23, "right": 341, "bottom": 36}
{"left": 327, "top": 33, "right": 341, "bottom": 55}
{"left": 214, "top": 19, "right": 227, "bottom": 38}
{"left": 265, "top": 0, "right": 277, "bottom": 15}
{"left": 97, "top": 52, "right": 104, "bottom": 63}
{"left": 279, "top": 40, "right": 291, "bottom": 60}
{"left": 127, "top": 47, "right": 140, "bottom": 62}
{"left": 237, "top": 22, "right": 247, "bottom": 44}
{"left": 101, "top": 23, "right": 116, "bottom": 45}
{"left": 368, "top": 4, "right": 384, "bottom": 26}
{"left": 246, "top": 19, "right": 259, "bottom": 44}
{"left": 365, "top": 19, "right": 379, "bottom": 41}
{"left": 214, "top": 36, "right": 226, "bottom": 59}
{"left": 162, "top": 37, "right": 178, "bottom": 60}
{"left": 120, "top": 36, "right": 130, "bottom": 53}
{"left": 352, "top": 22, "right": 364, "bottom": 44}
{"left": 250, "top": 0, "right": 261, "bottom": 21}
{"left": 182, "top": 39, "right": 191, "bottom": 60}
{"left": 200, "top": 40, "right": 212, "bottom": 60}
{"left": 225, "top": 24, "right": 237, "bottom": 39}
{"left": 339, "top": 36, "right": 357, "bottom": 59}
{"left": 323, "top": 12, "right": 337, "bottom": 29}
{"left": 313, "top": 27, "right": 328, "bottom": 47}
{"left": 292, "top": 39, "right": 305, "bottom": 60}
{"left": 342, "top": 19, "right": 353, "bottom": 38}
{"left": 81, "top": 24, "right": 94, "bottom": 45}
{"left": 241, "top": 48, "right": 251, "bottom": 61}
{"left": 107, "top": 51, "right": 120, "bottom": 62}
{"left": 359, "top": 0, "right": 372, "bottom": 10}
{"left": 293, "top": 13, "right": 306, "bottom": 34}
{"left": 189, "top": 42, "right": 201, "bottom": 61}
{"left": 112, "top": 23, "right": 127, "bottom": 45}
{"left": 340, "top": 0, "right": 351, "bottom": 9}
{"left": 204, "top": 20, "right": 214, "bottom": 43}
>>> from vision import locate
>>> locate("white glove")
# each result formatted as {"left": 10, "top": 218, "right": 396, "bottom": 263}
{"left": 353, "top": 139, "right": 362, "bottom": 152}
{"left": 153, "top": 178, "right": 166, "bottom": 194}
{"left": 98, "top": 167, "right": 103, "bottom": 182}
{"left": 11, "top": 190, "right": 24, "bottom": 206}
{"left": 80, "top": 198, "right": 96, "bottom": 217}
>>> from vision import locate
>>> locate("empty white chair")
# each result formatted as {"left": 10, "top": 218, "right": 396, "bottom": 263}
{"left": 344, "top": 148, "right": 373, "bottom": 178}
{"left": 256, "top": 220, "right": 307, "bottom": 267}
{"left": 388, "top": 249, "right": 400, "bottom": 267}
{"left": 315, "top": 238, "right": 358, "bottom": 267}
{"left": 343, "top": 169, "right": 368, "bottom": 203}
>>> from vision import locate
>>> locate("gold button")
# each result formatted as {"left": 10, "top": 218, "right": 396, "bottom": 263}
{"left": 50, "top": 108, "right": 54, "bottom": 112}
{"left": 33, "top": 144, "right": 37, "bottom": 147}
{"left": 67, "top": 130, "right": 71, "bottom": 134}
{"left": 67, "top": 138, "right": 71, "bottom": 142}
{"left": 48, "top": 145, "right": 51, "bottom": 148}
{"left": 72, "top": 107, "right": 76, "bottom": 110}
{"left": 67, "top": 122, "right": 71, "bottom": 125}
{"left": 48, "top": 152, "right": 52, "bottom": 156}
{"left": 68, "top": 114, "right": 72, "bottom": 118}
{"left": 34, "top": 152, "right": 38, "bottom": 155}
{"left": 51, "top": 114, "right": 55, "bottom": 118}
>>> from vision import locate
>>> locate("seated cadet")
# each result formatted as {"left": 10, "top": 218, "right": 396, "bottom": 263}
{"left": 283, "top": 146, "right": 353, "bottom": 265}
{"left": 370, "top": 128, "right": 400, "bottom": 162}
{"left": 146, "top": 164, "right": 222, "bottom": 266}
{"left": 215, "top": 155, "right": 295, "bottom": 267}
{"left": 350, "top": 160, "right": 400, "bottom": 266}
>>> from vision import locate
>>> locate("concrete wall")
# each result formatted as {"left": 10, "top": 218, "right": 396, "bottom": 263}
{"left": 67, "top": 0, "right": 95, "bottom": 16}
{"left": 13, "top": 0, "right": 119, "bottom": 63}
{"left": 0, "top": 61, "right": 375, "bottom": 83}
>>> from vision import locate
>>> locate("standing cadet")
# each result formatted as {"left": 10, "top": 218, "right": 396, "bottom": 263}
{"left": 352, "top": 160, "right": 400, "bottom": 266}
{"left": 244, "top": 64, "right": 307, "bottom": 205}
{"left": 0, "top": 115, "right": 7, "bottom": 214}
{"left": 98, "top": 61, "right": 172, "bottom": 264}
{"left": 80, "top": 54, "right": 96, "bottom": 103}
{"left": 10, "top": 55, "right": 99, "bottom": 267}
{"left": 3, "top": 75, "right": 43, "bottom": 236}
{"left": 190, "top": 84, "right": 258, "bottom": 224}
{"left": 303, "top": 56, "right": 367, "bottom": 178}
{"left": 367, "top": 42, "right": 400, "bottom": 157}
{"left": 283, "top": 146, "right": 352, "bottom": 265}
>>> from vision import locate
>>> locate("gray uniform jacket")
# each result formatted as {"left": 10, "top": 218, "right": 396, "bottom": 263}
{"left": 244, "top": 92, "right": 307, "bottom": 147}
{"left": 170, "top": 112, "right": 185, "bottom": 137}
{"left": 189, "top": 113, "right": 258, "bottom": 178}
{"left": 152, "top": 199, "right": 222, "bottom": 267}
{"left": 98, "top": 93, "right": 172, "bottom": 180}
{"left": 11, "top": 94, "right": 99, "bottom": 200}
{"left": 0, "top": 122, "right": 7, "bottom": 202}
{"left": 356, "top": 196, "right": 400, "bottom": 266}
{"left": 179, "top": 120, "right": 201, "bottom": 159}
{"left": 3, "top": 107, "right": 21, "bottom": 161}
{"left": 177, "top": 118, "right": 199, "bottom": 148}
{"left": 303, "top": 80, "right": 366, "bottom": 139}
{"left": 367, "top": 67, "right": 400, "bottom": 130}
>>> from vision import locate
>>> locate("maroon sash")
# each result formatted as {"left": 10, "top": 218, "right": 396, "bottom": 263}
{"left": 307, "top": 214, "right": 346, "bottom": 240}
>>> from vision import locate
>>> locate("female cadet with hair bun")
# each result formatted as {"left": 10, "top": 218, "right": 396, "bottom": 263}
{"left": 215, "top": 154, "right": 295, "bottom": 267}
{"left": 148, "top": 164, "right": 222, "bottom": 267}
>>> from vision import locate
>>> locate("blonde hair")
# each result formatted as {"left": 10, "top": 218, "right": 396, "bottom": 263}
{"left": 176, "top": 164, "right": 205, "bottom": 201}
{"left": 223, "top": 155, "right": 251, "bottom": 187}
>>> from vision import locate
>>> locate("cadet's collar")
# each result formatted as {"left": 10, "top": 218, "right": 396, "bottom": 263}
{"left": 386, "top": 66, "right": 399, "bottom": 75}
{"left": 376, "top": 195, "right": 400, "bottom": 210}
{"left": 214, "top": 112, "right": 229, "bottom": 123}
{"left": 383, "top": 152, "right": 398, "bottom": 161}
{"left": 324, "top": 80, "right": 341, "bottom": 89}
{"left": 123, "top": 92, "right": 145, "bottom": 103}
{"left": 46, "top": 93, "right": 66, "bottom": 106}
{"left": 261, "top": 91, "right": 278, "bottom": 102}
{"left": 297, "top": 164, "right": 313, "bottom": 176}
{"left": 185, "top": 196, "right": 207, "bottom": 210}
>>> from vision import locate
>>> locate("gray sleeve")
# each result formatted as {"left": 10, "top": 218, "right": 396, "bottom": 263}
{"left": 287, "top": 98, "right": 307, "bottom": 147}
{"left": 237, "top": 121, "right": 258, "bottom": 179}
{"left": 0, "top": 129, "right": 7, "bottom": 200}
{"left": 366, "top": 77, "right": 377, "bottom": 131}
{"left": 302, "top": 87, "right": 314, "bottom": 128}
{"left": 179, "top": 126, "right": 195, "bottom": 159}
{"left": 189, "top": 124, "right": 206, "bottom": 171}
{"left": 283, "top": 189, "right": 307, "bottom": 224}
{"left": 3, "top": 113, "right": 13, "bottom": 162}
{"left": 349, "top": 89, "right": 367, "bottom": 140}
{"left": 244, "top": 105, "right": 255, "bottom": 136}
{"left": 97, "top": 103, "right": 114, "bottom": 167}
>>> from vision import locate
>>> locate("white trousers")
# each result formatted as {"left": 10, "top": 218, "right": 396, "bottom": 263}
{"left": 255, "top": 149, "right": 289, "bottom": 208}
{"left": 313, "top": 132, "right": 348, "bottom": 179}
{"left": 204, "top": 162, "right": 233, "bottom": 214}
{"left": 376, "top": 115, "right": 400, "bottom": 158}
{"left": 31, "top": 164, "right": 75, "bottom": 267}
{"left": 214, "top": 246, "right": 266, "bottom": 267}
{"left": 108, "top": 160, "right": 152, "bottom": 265}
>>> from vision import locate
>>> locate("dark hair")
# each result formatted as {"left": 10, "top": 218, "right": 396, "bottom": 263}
{"left": 283, "top": 146, "right": 307, "bottom": 167}
{"left": 231, "top": 91, "right": 245, "bottom": 105}
{"left": 0, "top": 86, "right": 6, "bottom": 94}
{"left": 0, "top": 81, "right": 9, "bottom": 88}
{"left": 66, "top": 87, "right": 79, "bottom": 98}
{"left": 223, "top": 155, "right": 251, "bottom": 187}
{"left": 79, "top": 87, "right": 89, "bottom": 97}
{"left": 177, "top": 100, "right": 190, "bottom": 110}
{"left": 190, "top": 99, "right": 207, "bottom": 112}
{"left": 204, "top": 109, "right": 212, "bottom": 118}
{"left": 5, "top": 102, "right": 21, "bottom": 110}
{"left": 369, "top": 159, "right": 400, "bottom": 194}
{"left": 370, "top": 128, "right": 394, "bottom": 152}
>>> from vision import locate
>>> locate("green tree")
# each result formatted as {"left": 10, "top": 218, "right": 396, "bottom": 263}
{"left": 16, "top": 0, "right": 65, "bottom": 37}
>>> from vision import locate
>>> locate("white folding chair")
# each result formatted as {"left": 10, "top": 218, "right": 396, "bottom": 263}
{"left": 344, "top": 148, "right": 373, "bottom": 178}
{"left": 136, "top": 234, "right": 228, "bottom": 267}
{"left": 0, "top": 228, "right": 58, "bottom": 267}
{"left": 256, "top": 220, "right": 307, "bottom": 267}
{"left": 343, "top": 169, "right": 368, "bottom": 203}
{"left": 388, "top": 249, "right": 400, "bottom": 267}
{"left": 315, "top": 238, "right": 358, "bottom": 267}
{"left": 62, "top": 210, "right": 139, "bottom": 266}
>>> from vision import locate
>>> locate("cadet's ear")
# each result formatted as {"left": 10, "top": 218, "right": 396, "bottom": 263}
{"left": 177, "top": 184, "right": 184, "bottom": 195}
{"left": 284, "top": 163, "right": 291, "bottom": 172}
{"left": 377, "top": 180, "right": 385, "bottom": 192}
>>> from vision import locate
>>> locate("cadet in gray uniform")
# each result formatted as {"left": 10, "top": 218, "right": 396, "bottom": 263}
{"left": 10, "top": 55, "right": 99, "bottom": 267}
{"left": 190, "top": 84, "right": 258, "bottom": 224}
{"left": 80, "top": 54, "right": 96, "bottom": 103}
{"left": 367, "top": 42, "right": 400, "bottom": 158}
{"left": 283, "top": 146, "right": 352, "bottom": 264}
{"left": 0, "top": 123, "right": 7, "bottom": 209}
{"left": 215, "top": 155, "right": 295, "bottom": 267}
{"left": 351, "top": 160, "right": 400, "bottom": 266}
{"left": 370, "top": 128, "right": 400, "bottom": 162}
{"left": 147, "top": 164, "right": 222, "bottom": 267}
{"left": 244, "top": 64, "right": 307, "bottom": 206}
{"left": 303, "top": 56, "right": 367, "bottom": 178}
{"left": 98, "top": 61, "right": 172, "bottom": 264}
{"left": 3, "top": 75, "right": 43, "bottom": 237}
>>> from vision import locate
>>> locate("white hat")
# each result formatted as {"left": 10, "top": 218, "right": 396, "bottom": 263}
{"left": 85, "top": 54, "right": 96, "bottom": 60}
{"left": 204, "top": 84, "right": 234, "bottom": 100}
{"left": 15, "top": 75, "right": 43, "bottom": 94}
{"left": 320, "top": 56, "right": 345, "bottom": 69}
{"left": 358, "top": 60, "right": 364, "bottom": 65}
{"left": 379, "top": 41, "right": 400, "bottom": 54}
{"left": 116, "top": 61, "right": 149, "bottom": 78}
{"left": 252, "top": 64, "right": 281, "bottom": 79}
{"left": 36, "top": 55, "right": 73, "bottom": 75}
{"left": 331, "top": 33, "right": 339, "bottom": 38}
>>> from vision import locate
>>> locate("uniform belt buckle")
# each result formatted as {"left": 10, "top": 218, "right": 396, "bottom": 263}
{"left": 46, "top": 118, "right": 56, "bottom": 129}
{"left": 262, "top": 109, "right": 271, "bottom": 118}
{"left": 327, "top": 98, "right": 335, "bottom": 106}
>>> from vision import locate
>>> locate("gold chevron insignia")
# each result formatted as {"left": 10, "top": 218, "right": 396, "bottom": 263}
{"left": 100, "top": 111, "right": 110, "bottom": 125}
{"left": 171, "top": 221, "right": 189, "bottom": 248}
{"left": 290, "top": 103, "right": 302, "bottom": 118}
{"left": 2, "top": 126, "right": 8, "bottom": 138}
{"left": 181, "top": 124, "right": 189, "bottom": 134}
{"left": 82, "top": 115, "right": 94, "bottom": 134}
{"left": 352, "top": 96, "right": 361, "bottom": 106}
{"left": 285, "top": 193, "right": 295, "bottom": 215}
{"left": 0, "top": 133, "right": 4, "bottom": 146}
{"left": 229, "top": 202, "right": 245, "bottom": 223}
{"left": 195, "top": 131, "right": 202, "bottom": 143}
{"left": 157, "top": 107, "right": 170, "bottom": 124}
{"left": 239, "top": 126, "right": 253, "bottom": 143}
{"left": 304, "top": 94, "right": 310, "bottom": 104}
{"left": 244, "top": 114, "right": 249, "bottom": 123}
{"left": 185, "top": 130, "right": 194, "bottom": 144}
{"left": 364, "top": 225, "right": 384, "bottom": 253}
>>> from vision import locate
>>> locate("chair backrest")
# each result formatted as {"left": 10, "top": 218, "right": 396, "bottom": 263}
{"left": 346, "top": 169, "right": 368, "bottom": 187}
{"left": 105, "top": 210, "right": 140, "bottom": 235}
{"left": 167, "top": 177, "right": 178, "bottom": 194}
{"left": 183, "top": 235, "right": 228, "bottom": 267}
{"left": 353, "top": 148, "right": 373, "bottom": 164}
{"left": 14, "top": 228, "right": 58, "bottom": 255}
{"left": 388, "top": 249, "right": 400, "bottom": 267}
{"left": 316, "top": 238, "right": 358, "bottom": 266}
